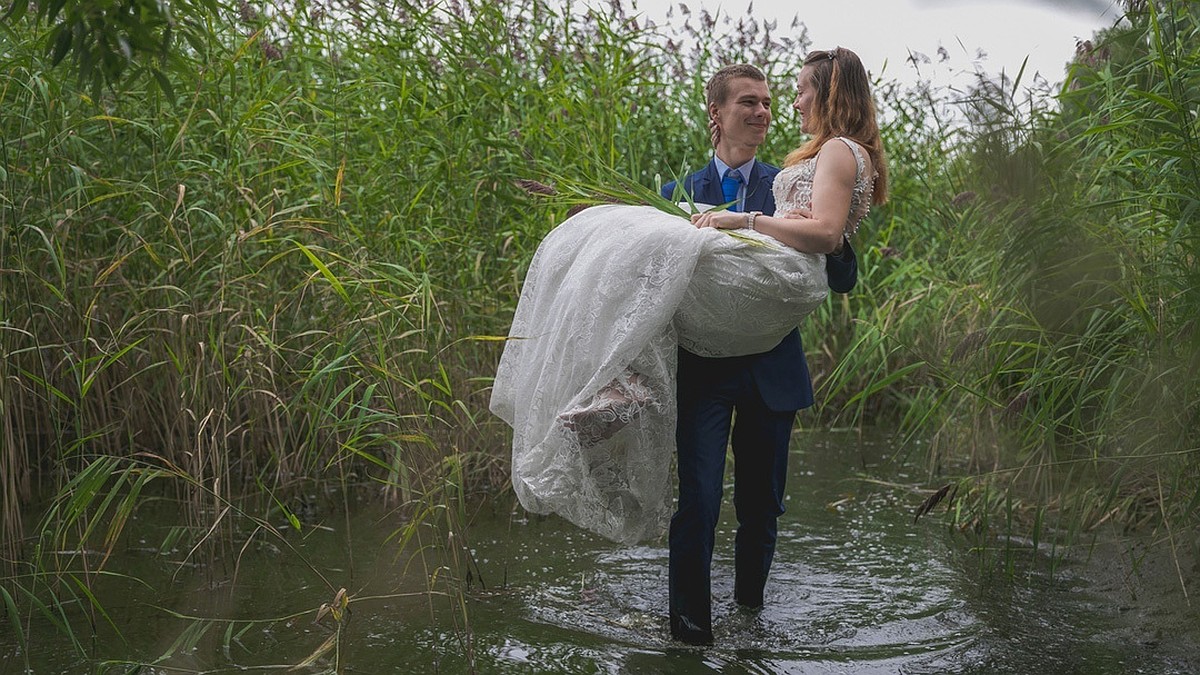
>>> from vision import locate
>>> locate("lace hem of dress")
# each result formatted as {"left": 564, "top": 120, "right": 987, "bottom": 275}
{"left": 490, "top": 204, "right": 829, "bottom": 544}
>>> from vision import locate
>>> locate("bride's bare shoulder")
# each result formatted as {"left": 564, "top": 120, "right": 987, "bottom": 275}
{"left": 814, "top": 138, "right": 858, "bottom": 179}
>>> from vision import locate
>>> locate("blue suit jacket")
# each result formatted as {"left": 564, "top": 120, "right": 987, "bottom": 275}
{"left": 661, "top": 159, "right": 858, "bottom": 411}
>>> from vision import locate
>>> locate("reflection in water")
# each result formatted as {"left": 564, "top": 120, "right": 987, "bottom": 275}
{"left": 3, "top": 431, "right": 1196, "bottom": 673}
{"left": 463, "top": 431, "right": 1198, "bottom": 674}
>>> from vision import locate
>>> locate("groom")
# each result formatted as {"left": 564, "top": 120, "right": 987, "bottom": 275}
{"left": 659, "top": 63, "right": 858, "bottom": 646}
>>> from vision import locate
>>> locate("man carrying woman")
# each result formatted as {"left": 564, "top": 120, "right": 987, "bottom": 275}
{"left": 491, "top": 47, "right": 888, "bottom": 647}
{"left": 661, "top": 57, "right": 864, "bottom": 645}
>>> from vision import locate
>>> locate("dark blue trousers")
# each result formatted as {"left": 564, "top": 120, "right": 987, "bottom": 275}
{"left": 668, "top": 351, "right": 795, "bottom": 644}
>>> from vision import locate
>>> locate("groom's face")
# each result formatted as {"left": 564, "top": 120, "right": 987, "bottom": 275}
{"left": 711, "top": 77, "right": 772, "bottom": 151}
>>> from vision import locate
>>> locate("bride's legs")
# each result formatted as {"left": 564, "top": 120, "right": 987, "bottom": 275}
{"left": 559, "top": 370, "right": 654, "bottom": 446}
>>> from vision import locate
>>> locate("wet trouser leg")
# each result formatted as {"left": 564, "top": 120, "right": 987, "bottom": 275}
{"left": 668, "top": 368, "right": 738, "bottom": 645}
{"left": 731, "top": 390, "right": 794, "bottom": 609}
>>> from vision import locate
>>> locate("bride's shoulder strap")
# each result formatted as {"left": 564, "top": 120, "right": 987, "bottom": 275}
{"left": 832, "top": 136, "right": 867, "bottom": 179}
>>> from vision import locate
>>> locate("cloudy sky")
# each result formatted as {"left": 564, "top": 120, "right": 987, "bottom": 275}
{"left": 625, "top": 0, "right": 1125, "bottom": 88}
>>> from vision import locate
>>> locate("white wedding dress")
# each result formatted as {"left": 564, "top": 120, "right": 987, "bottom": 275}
{"left": 491, "top": 138, "right": 875, "bottom": 544}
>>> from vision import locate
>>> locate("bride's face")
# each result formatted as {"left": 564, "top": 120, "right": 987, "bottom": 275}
{"left": 793, "top": 67, "right": 818, "bottom": 134}
{"left": 712, "top": 77, "right": 772, "bottom": 149}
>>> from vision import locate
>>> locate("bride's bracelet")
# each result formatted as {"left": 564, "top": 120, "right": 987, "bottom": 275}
{"left": 745, "top": 211, "right": 762, "bottom": 231}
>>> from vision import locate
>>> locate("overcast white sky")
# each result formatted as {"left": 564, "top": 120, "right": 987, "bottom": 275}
{"left": 623, "top": 0, "right": 1126, "bottom": 89}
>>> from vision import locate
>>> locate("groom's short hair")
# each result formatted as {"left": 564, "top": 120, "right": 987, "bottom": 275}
{"left": 706, "top": 64, "right": 767, "bottom": 108}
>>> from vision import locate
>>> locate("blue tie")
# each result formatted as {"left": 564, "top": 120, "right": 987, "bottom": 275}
{"left": 721, "top": 169, "right": 743, "bottom": 212}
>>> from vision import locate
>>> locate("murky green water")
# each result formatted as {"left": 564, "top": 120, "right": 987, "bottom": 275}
{"left": 4, "top": 431, "right": 1198, "bottom": 673}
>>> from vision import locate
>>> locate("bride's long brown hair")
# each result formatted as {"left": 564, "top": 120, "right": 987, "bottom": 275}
{"left": 784, "top": 47, "right": 889, "bottom": 205}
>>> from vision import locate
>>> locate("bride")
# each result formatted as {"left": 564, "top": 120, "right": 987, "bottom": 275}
{"left": 490, "top": 50, "right": 889, "bottom": 545}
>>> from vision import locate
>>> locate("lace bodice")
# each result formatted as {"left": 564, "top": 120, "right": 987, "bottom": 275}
{"left": 773, "top": 136, "right": 876, "bottom": 237}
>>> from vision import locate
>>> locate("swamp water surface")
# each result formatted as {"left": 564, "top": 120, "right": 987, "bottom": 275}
{"left": 4, "top": 431, "right": 1198, "bottom": 673}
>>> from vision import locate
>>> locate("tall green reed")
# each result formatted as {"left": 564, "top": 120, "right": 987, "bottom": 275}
{"left": 818, "top": 0, "right": 1200, "bottom": 572}
{"left": 5, "top": 0, "right": 1195, "bottom": 664}
{"left": 0, "top": 0, "right": 833, "bottom": 666}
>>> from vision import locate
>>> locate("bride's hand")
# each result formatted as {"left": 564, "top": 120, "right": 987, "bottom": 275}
{"left": 709, "top": 118, "right": 720, "bottom": 148}
{"left": 690, "top": 211, "right": 744, "bottom": 229}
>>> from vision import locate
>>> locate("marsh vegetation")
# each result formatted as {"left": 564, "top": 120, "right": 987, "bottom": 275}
{"left": 1, "top": 0, "right": 1197, "bottom": 670}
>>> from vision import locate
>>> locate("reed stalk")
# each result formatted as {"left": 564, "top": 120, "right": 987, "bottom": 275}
{"left": 2, "top": 0, "right": 1197, "bottom": 666}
